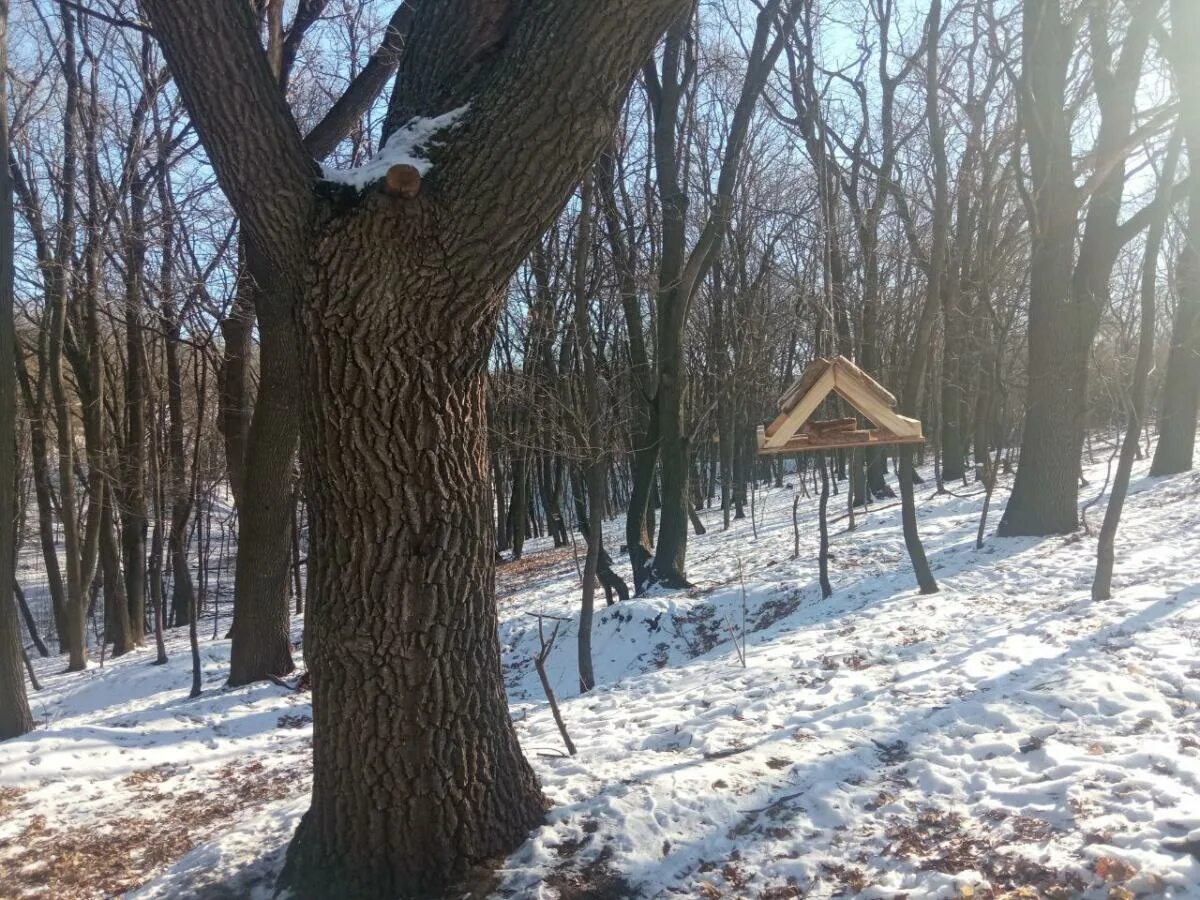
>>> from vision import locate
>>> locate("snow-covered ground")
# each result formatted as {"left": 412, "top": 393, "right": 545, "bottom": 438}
{"left": 2, "top": 451, "right": 1199, "bottom": 899}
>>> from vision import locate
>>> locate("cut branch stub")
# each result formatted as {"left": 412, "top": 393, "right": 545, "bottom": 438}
{"left": 384, "top": 164, "right": 422, "bottom": 198}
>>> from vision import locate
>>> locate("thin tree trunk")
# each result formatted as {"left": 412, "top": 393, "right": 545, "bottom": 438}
{"left": 148, "top": 382, "right": 168, "bottom": 666}
{"left": 226, "top": 300, "right": 298, "bottom": 685}
{"left": 120, "top": 180, "right": 149, "bottom": 647}
{"left": 1095, "top": 132, "right": 1180, "bottom": 598}
{"left": 817, "top": 454, "right": 832, "bottom": 599}
{"left": 574, "top": 176, "right": 601, "bottom": 694}
{"left": 100, "top": 486, "right": 135, "bottom": 657}
{"left": 14, "top": 581, "right": 49, "bottom": 658}
{"left": 0, "top": 0, "right": 32, "bottom": 735}
{"left": 16, "top": 371, "right": 67, "bottom": 650}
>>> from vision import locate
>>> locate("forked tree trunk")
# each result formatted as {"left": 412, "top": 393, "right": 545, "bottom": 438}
{"left": 998, "top": 0, "right": 1078, "bottom": 536}
{"left": 143, "top": 0, "right": 693, "bottom": 892}
{"left": 282, "top": 223, "right": 543, "bottom": 896}
{"left": 1002, "top": 0, "right": 1156, "bottom": 532}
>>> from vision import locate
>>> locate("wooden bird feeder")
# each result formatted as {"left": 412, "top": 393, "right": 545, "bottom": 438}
{"left": 757, "top": 355, "right": 924, "bottom": 456}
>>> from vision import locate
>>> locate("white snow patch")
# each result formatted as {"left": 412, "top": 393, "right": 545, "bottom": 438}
{"left": 4, "top": 439, "right": 1200, "bottom": 898}
{"left": 319, "top": 106, "right": 469, "bottom": 190}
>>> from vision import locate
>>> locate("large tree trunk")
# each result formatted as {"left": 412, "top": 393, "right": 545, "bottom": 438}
{"left": 625, "top": 415, "right": 658, "bottom": 592}
{"left": 652, "top": 350, "right": 691, "bottom": 586}
{"left": 281, "top": 236, "right": 544, "bottom": 896}
{"left": 1001, "top": 0, "right": 1155, "bottom": 534}
{"left": 1153, "top": 269, "right": 1200, "bottom": 474}
{"left": 999, "top": 1, "right": 1080, "bottom": 535}
{"left": 1151, "top": 0, "right": 1200, "bottom": 476}
{"left": 142, "top": 0, "right": 692, "bottom": 892}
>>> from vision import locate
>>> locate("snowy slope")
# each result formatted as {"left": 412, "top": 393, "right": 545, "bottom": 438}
{"left": 2, "top": 451, "right": 1199, "bottom": 899}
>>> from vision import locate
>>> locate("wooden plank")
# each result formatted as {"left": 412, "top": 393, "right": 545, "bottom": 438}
{"left": 762, "top": 366, "right": 836, "bottom": 448}
{"left": 803, "top": 417, "right": 858, "bottom": 436}
{"left": 832, "top": 355, "right": 897, "bottom": 409}
{"left": 758, "top": 432, "right": 925, "bottom": 455}
{"left": 777, "top": 358, "right": 832, "bottom": 412}
{"left": 831, "top": 371, "right": 921, "bottom": 438}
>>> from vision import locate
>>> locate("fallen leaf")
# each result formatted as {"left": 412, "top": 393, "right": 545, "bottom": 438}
{"left": 1096, "top": 856, "right": 1137, "bottom": 882}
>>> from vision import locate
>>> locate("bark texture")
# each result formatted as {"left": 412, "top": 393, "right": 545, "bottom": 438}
{"left": 140, "top": 0, "right": 691, "bottom": 894}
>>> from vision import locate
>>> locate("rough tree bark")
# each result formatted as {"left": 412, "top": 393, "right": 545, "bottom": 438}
{"left": 141, "top": 0, "right": 690, "bottom": 894}
{"left": 226, "top": 6, "right": 411, "bottom": 686}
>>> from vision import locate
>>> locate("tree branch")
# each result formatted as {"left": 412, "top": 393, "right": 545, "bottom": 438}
{"left": 303, "top": 2, "right": 416, "bottom": 161}
{"left": 138, "top": 0, "right": 317, "bottom": 287}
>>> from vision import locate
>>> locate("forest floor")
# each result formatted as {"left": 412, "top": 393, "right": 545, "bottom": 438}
{"left": 1, "top": 449, "right": 1199, "bottom": 899}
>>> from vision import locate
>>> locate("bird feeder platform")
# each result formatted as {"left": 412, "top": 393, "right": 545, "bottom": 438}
{"left": 757, "top": 356, "right": 924, "bottom": 456}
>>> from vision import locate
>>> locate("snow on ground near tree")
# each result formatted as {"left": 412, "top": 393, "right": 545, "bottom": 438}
{"left": 2, "top": 452, "right": 1199, "bottom": 899}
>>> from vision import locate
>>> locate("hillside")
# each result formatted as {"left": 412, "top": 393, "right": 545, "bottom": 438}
{"left": 2, "top": 454, "right": 1199, "bottom": 899}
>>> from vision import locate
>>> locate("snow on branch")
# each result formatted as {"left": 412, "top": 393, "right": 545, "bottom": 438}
{"left": 319, "top": 106, "right": 469, "bottom": 190}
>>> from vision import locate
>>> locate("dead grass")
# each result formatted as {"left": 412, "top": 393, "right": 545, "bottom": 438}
{"left": 0, "top": 757, "right": 308, "bottom": 899}
{"left": 0, "top": 785, "right": 29, "bottom": 819}
{"left": 496, "top": 544, "right": 578, "bottom": 601}
{"left": 884, "top": 806, "right": 1086, "bottom": 898}
{"left": 543, "top": 844, "right": 638, "bottom": 899}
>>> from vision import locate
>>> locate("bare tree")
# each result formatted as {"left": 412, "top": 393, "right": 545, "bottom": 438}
{"left": 0, "top": 0, "right": 34, "bottom": 740}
